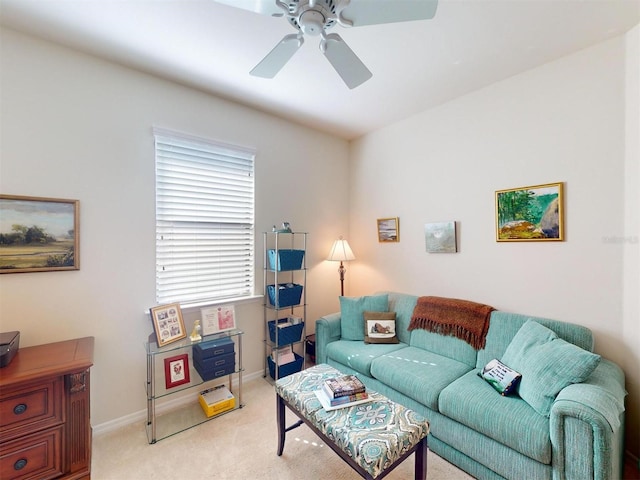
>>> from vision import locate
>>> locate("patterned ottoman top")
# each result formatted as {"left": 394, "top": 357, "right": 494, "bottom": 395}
{"left": 275, "top": 364, "right": 430, "bottom": 479}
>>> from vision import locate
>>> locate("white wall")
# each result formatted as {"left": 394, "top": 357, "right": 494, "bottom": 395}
{"left": 623, "top": 23, "right": 640, "bottom": 457}
{"left": 0, "top": 27, "right": 350, "bottom": 427}
{"left": 348, "top": 33, "right": 639, "bottom": 456}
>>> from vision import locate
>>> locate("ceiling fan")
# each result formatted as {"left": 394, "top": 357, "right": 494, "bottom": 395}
{"left": 213, "top": 0, "right": 438, "bottom": 89}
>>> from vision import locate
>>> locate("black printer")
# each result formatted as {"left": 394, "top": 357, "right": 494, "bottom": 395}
{"left": 0, "top": 331, "right": 20, "bottom": 368}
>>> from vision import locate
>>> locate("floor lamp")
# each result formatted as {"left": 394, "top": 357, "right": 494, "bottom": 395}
{"left": 328, "top": 237, "right": 355, "bottom": 296}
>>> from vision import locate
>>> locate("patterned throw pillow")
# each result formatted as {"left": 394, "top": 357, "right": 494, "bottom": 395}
{"left": 501, "top": 320, "right": 601, "bottom": 416}
{"left": 339, "top": 295, "right": 389, "bottom": 341}
{"left": 363, "top": 311, "right": 399, "bottom": 344}
{"left": 478, "top": 359, "right": 521, "bottom": 395}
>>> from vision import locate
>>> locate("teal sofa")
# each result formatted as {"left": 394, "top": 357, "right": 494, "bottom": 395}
{"left": 315, "top": 292, "right": 626, "bottom": 480}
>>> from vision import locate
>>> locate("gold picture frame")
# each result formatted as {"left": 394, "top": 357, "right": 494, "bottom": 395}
{"left": 150, "top": 303, "right": 187, "bottom": 347}
{"left": 0, "top": 194, "right": 80, "bottom": 273}
{"left": 495, "top": 182, "right": 564, "bottom": 241}
{"left": 377, "top": 217, "right": 399, "bottom": 242}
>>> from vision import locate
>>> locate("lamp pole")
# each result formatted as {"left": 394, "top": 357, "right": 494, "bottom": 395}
{"left": 338, "top": 260, "right": 346, "bottom": 296}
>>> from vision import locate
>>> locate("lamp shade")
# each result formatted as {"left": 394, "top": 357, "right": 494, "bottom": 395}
{"left": 328, "top": 238, "right": 355, "bottom": 262}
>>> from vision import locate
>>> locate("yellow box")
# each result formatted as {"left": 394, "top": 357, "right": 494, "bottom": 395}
{"left": 198, "top": 385, "right": 235, "bottom": 417}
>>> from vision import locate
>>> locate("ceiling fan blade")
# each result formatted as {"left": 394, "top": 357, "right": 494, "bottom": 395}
{"left": 212, "top": 0, "right": 285, "bottom": 17}
{"left": 250, "top": 34, "right": 304, "bottom": 78}
{"left": 338, "top": 0, "right": 438, "bottom": 27}
{"left": 321, "top": 33, "right": 372, "bottom": 89}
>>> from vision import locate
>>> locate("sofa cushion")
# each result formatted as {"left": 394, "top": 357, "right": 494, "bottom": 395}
{"left": 340, "top": 295, "right": 389, "bottom": 341}
{"left": 364, "top": 311, "right": 399, "bottom": 344}
{"left": 409, "top": 328, "right": 477, "bottom": 367}
{"left": 476, "top": 311, "right": 595, "bottom": 370}
{"left": 370, "top": 346, "right": 472, "bottom": 410}
{"left": 325, "top": 340, "right": 406, "bottom": 377}
{"left": 439, "top": 370, "right": 551, "bottom": 464}
{"left": 501, "top": 320, "right": 601, "bottom": 417}
{"left": 386, "top": 292, "right": 418, "bottom": 344}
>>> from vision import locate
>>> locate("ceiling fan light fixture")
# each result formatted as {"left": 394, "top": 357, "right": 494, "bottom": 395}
{"left": 299, "top": 10, "right": 326, "bottom": 35}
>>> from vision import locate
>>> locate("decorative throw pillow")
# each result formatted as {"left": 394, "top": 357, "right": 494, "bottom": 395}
{"left": 501, "top": 320, "right": 601, "bottom": 416}
{"left": 478, "top": 359, "right": 522, "bottom": 396}
{"left": 340, "top": 295, "right": 389, "bottom": 341}
{"left": 363, "top": 311, "right": 399, "bottom": 344}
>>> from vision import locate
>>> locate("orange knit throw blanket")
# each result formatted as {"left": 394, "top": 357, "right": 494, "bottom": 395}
{"left": 408, "top": 296, "right": 495, "bottom": 350}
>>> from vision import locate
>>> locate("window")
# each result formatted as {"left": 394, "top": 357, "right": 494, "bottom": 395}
{"left": 154, "top": 128, "right": 255, "bottom": 305}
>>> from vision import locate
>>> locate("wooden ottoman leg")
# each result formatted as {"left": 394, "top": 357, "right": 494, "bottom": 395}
{"left": 277, "top": 394, "right": 286, "bottom": 456}
{"left": 414, "top": 437, "right": 428, "bottom": 480}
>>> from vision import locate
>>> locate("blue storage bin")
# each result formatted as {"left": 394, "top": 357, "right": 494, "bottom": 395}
{"left": 267, "top": 352, "right": 304, "bottom": 380}
{"left": 267, "top": 283, "right": 303, "bottom": 308}
{"left": 268, "top": 319, "right": 305, "bottom": 346}
{"left": 267, "top": 249, "right": 305, "bottom": 271}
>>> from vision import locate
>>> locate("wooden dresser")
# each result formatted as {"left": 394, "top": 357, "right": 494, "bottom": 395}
{"left": 0, "top": 337, "right": 94, "bottom": 480}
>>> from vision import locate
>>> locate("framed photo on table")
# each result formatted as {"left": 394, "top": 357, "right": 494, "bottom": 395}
{"left": 164, "top": 353, "right": 190, "bottom": 389}
{"left": 150, "top": 303, "right": 187, "bottom": 347}
{"left": 201, "top": 305, "right": 236, "bottom": 336}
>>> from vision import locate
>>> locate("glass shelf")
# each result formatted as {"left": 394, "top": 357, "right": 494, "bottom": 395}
{"left": 145, "top": 329, "right": 244, "bottom": 443}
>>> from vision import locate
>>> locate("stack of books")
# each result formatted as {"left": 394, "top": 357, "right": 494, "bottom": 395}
{"left": 315, "top": 374, "right": 373, "bottom": 410}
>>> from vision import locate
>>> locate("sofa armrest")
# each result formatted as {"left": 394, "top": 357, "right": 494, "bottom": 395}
{"left": 550, "top": 359, "right": 626, "bottom": 480}
{"left": 315, "top": 312, "right": 342, "bottom": 364}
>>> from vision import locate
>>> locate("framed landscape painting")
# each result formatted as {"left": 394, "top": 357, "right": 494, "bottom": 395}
{"left": 377, "top": 217, "right": 399, "bottom": 242}
{"left": 0, "top": 194, "right": 80, "bottom": 273}
{"left": 495, "top": 182, "right": 564, "bottom": 242}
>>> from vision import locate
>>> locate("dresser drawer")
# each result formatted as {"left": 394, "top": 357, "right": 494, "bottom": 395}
{"left": 0, "top": 425, "right": 63, "bottom": 480}
{"left": 0, "top": 378, "right": 63, "bottom": 442}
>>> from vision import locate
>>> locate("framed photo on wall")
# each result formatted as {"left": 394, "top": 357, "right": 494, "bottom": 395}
{"left": 164, "top": 353, "right": 190, "bottom": 389}
{"left": 150, "top": 303, "right": 187, "bottom": 347}
{"left": 495, "top": 182, "right": 564, "bottom": 242}
{"left": 0, "top": 194, "right": 80, "bottom": 274}
{"left": 201, "top": 305, "right": 236, "bottom": 336}
{"left": 377, "top": 217, "right": 399, "bottom": 242}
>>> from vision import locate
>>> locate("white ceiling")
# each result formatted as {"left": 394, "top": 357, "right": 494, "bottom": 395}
{"left": 1, "top": 0, "right": 639, "bottom": 140}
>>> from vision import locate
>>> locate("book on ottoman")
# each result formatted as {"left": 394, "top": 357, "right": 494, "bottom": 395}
{"left": 323, "top": 374, "right": 366, "bottom": 399}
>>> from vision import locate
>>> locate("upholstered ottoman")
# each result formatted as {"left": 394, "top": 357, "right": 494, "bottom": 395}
{"left": 275, "top": 364, "right": 430, "bottom": 480}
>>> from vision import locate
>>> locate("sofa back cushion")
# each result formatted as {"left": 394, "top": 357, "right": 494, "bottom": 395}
{"left": 382, "top": 292, "right": 478, "bottom": 367}
{"left": 386, "top": 292, "right": 418, "bottom": 344}
{"left": 476, "top": 311, "right": 595, "bottom": 369}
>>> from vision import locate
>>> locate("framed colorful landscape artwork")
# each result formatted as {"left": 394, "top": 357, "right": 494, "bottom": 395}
{"left": 0, "top": 194, "right": 79, "bottom": 273}
{"left": 495, "top": 182, "right": 564, "bottom": 242}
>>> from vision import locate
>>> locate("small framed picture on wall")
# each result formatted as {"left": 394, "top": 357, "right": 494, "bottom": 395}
{"left": 377, "top": 217, "right": 399, "bottom": 242}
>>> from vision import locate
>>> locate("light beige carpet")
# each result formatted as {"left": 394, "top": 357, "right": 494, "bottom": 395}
{"left": 92, "top": 376, "right": 474, "bottom": 479}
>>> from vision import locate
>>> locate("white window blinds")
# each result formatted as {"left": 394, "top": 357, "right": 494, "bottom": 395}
{"left": 154, "top": 129, "right": 255, "bottom": 305}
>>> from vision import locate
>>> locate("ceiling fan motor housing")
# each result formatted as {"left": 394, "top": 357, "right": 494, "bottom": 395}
{"left": 287, "top": 0, "right": 337, "bottom": 34}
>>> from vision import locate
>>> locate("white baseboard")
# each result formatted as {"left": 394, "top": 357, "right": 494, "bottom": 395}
{"left": 92, "top": 369, "right": 265, "bottom": 437}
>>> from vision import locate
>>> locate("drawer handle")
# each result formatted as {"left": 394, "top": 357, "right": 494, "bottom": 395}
{"left": 13, "top": 403, "right": 27, "bottom": 415}
{"left": 14, "top": 458, "right": 27, "bottom": 471}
